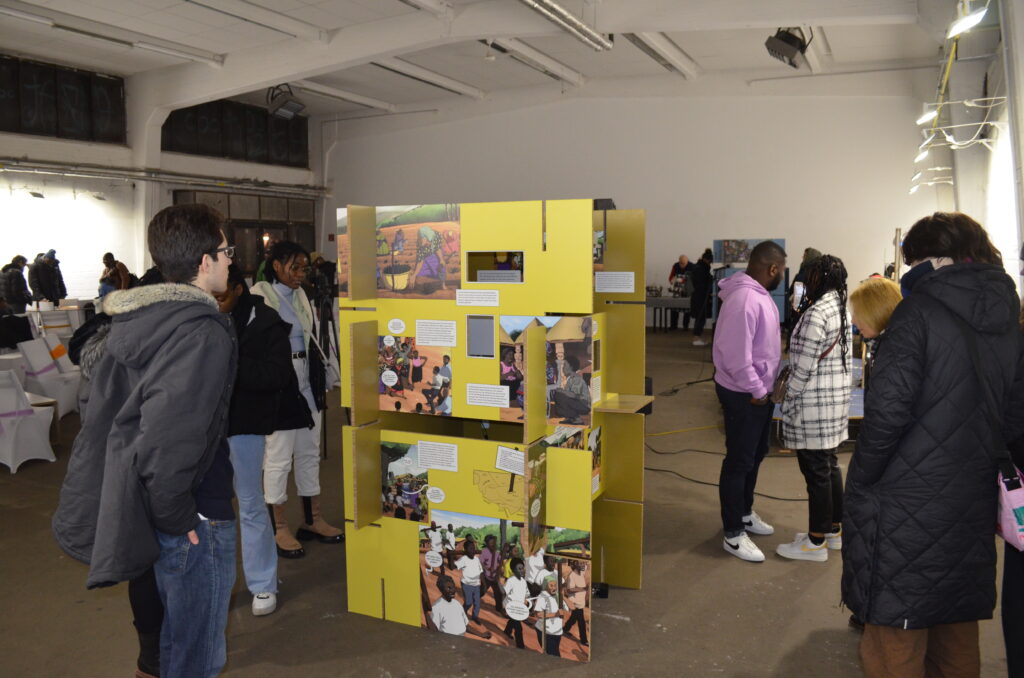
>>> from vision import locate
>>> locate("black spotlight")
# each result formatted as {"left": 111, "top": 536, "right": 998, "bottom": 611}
{"left": 765, "top": 28, "right": 808, "bottom": 69}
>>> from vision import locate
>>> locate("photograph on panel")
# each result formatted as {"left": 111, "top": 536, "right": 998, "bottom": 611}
{"left": 375, "top": 204, "right": 461, "bottom": 299}
{"left": 378, "top": 335, "right": 453, "bottom": 416}
{"left": 495, "top": 315, "right": 562, "bottom": 423}
{"left": 545, "top": 316, "right": 594, "bottom": 428}
{"left": 420, "top": 510, "right": 535, "bottom": 650}
{"left": 380, "top": 441, "right": 429, "bottom": 523}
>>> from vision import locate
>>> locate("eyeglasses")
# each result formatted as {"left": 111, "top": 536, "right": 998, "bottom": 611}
{"left": 212, "top": 245, "right": 235, "bottom": 259}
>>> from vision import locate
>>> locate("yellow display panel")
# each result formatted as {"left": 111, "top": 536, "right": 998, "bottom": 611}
{"left": 592, "top": 498, "right": 643, "bottom": 589}
{"left": 344, "top": 422, "right": 382, "bottom": 528}
{"left": 602, "top": 302, "right": 646, "bottom": 396}
{"left": 344, "top": 522, "right": 383, "bottom": 618}
{"left": 380, "top": 518, "right": 423, "bottom": 626}
{"left": 349, "top": 320, "right": 380, "bottom": 426}
{"left": 347, "top": 205, "right": 379, "bottom": 302}
{"left": 380, "top": 429, "right": 526, "bottom": 522}
{"left": 545, "top": 446, "right": 592, "bottom": 532}
{"left": 459, "top": 200, "right": 593, "bottom": 316}
{"left": 596, "top": 209, "right": 645, "bottom": 304}
{"left": 602, "top": 412, "right": 644, "bottom": 503}
{"left": 522, "top": 322, "right": 547, "bottom": 444}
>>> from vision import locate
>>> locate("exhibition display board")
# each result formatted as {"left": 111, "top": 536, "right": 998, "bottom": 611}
{"left": 337, "top": 199, "right": 648, "bottom": 662}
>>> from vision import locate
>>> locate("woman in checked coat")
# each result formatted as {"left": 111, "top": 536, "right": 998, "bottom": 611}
{"left": 777, "top": 254, "right": 852, "bottom": 562}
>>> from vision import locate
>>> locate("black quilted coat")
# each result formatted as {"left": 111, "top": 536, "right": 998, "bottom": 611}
{"left": 842, "top": 263, "right": 1024, "bottom": 629}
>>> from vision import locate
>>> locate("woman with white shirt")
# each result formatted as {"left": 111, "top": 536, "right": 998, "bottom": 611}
{"left": 533, "top": 576, "right": 566, "bottom": 657}
{"left": 252, "top": 241, "right": 342, "bottom": 559}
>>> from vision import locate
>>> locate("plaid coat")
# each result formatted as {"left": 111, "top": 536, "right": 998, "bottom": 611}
{"left": 781, "top": 290, "right": 852, "bottom": 449}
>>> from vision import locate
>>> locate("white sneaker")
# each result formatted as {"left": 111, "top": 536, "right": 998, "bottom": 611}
{"left": 776, "top": 533, "right": 828, "bottom": 562}
{"left": 693, "top": 338, "right": 707, "bottom": 346}
{"left": 252, "top": 592, "right": 277, "bottom": 617}
{"left": 742, "top": 511, "right": 774, "bottom": 536}
{"left": 825, "top": 528, "right": 842, "bottom": 550}
{"left": 723, "top": 533, "right": 765, "bottom": 562}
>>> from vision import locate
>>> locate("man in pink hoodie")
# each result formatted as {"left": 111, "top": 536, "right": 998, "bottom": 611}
{"left": 712, "top": 241, "right": 786, "bottom": 563}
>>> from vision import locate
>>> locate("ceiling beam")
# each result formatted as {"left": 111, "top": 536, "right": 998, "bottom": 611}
{"left": 185, "top": 0, "right": 327, "bottom": 42}
{"left": 374, "top": 57, "right": 486, "bottom": 99}
{"left": 596, "top": 0, "right": 918, "bottom": 32}
{"left": 491, "top": 38, "right": 584, "bottom": 87}
{"left": 395, "top": 0, "right": 454, "bottom": 17}
{"left": 292, "top": 80, "right": 397, "bottom": 112}
{"left": 632, "top": 32, "right": 700, "bottom": 79}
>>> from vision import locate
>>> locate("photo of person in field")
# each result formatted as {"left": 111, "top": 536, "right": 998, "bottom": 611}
{"left": 380, "top": 442, "right": 427, "bottom": 523}
{"left": 373, "top": 204, "right": 461, "bottom": 299}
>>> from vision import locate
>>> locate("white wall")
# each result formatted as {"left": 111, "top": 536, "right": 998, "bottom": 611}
{"left": 327, "top": 95, "right": 939, "bottom": 287}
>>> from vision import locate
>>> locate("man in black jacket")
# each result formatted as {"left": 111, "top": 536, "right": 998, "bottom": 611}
{"left": 216, "top": 265, "right": 311, "bottom": 616}
{"left": 53, "top": 204, "right": 237, "bottom": 677}
{"left": 842, "top": 213, "right": 1024, "bottom": 677}
{"left": 1, "top": 255, "right": 32, "bottom": 313}
{"left": 36, "top": 249, "right": 67, "bottom": 303}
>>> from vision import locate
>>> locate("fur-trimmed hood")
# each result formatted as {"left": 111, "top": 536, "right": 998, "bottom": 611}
{"left": 103, "top": 283, "right": 229, "bottom": 371}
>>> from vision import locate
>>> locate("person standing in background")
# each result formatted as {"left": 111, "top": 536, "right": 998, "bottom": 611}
{"left": 668, "top": 254, "right": 695, "bottom": 330}
{"left": 691, "top": 248, "right": 714, "bottom": 346}
{"left": 712, "top": 241, "right": 786, "bottom": 563}
{"left": 36, "top": 249, "right": 67, "bottom": 304}
{"left": 1, "top": 255, "right": 32, "bottom": 313}
{"left": 98, "top": 252, "right": 132, "bottom": 298}
{"left": 28, "top": 253, "right": 44, "bottom": 302}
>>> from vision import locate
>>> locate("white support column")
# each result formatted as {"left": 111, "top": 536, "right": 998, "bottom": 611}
{"left": 999, "top": 0, "right": 1024, "bottom": 250}
{"left": 125, "top": 74, "right": 172, "bottom": 271}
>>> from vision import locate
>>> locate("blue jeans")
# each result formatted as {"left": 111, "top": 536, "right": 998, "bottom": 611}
{"left": 154, "top": 519, "right": 236, "bottom": 678}
{"left": 229, "top": 435, "right": 278, "bottom": 594}
{"left": 462, "top": 583, "right": 481, "bottom": 621}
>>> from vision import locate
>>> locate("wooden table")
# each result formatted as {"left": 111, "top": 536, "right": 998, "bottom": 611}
{"left": 645, "top": 296, "right": 690, "bottom": 332}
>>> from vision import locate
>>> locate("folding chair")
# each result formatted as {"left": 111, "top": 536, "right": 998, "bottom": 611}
{"left": 17, "top": 338, "right": 79, "bottom": 417}
{"left": 0, "top": 370, "right": 55, "bottom": 473}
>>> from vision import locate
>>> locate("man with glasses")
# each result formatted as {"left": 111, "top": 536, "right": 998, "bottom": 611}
{"left": 54, "top": 204, "right": 239, "bottom": 677}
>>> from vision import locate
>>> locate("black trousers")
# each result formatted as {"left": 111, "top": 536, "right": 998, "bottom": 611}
{"left": 795, "top": 448, "right": 843, "bottom": 534}
{"left": 128, "top": 566, "right": 164, "bottom": 634}
{"left": 563, "top": 608, "right": 588, "bottom": 644}
{"left": 503, "top": 618, "right": 525, "bottom": 648}
{"left": 716, "top": 383, "right": 773, "bottom": 535}
{"left": 669, "top": 308, "right": 691, "bottom": 329}
{"left": 483, "top": 576, "right": 503, "bottom": 610}
{"left": 691, "top": 289, "right": 710, "bottom": 337}
{"left": 1004, "top": 541, "right": 1024, "bottom": 678}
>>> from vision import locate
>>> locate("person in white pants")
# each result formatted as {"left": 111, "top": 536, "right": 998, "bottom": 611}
{"left": 251, "top": 241, "right": 342, "bottom": 558}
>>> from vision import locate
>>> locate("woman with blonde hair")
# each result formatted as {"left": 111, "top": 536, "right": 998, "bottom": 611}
{"left": 848, "top": 277, "right": 902, "bottom": 388}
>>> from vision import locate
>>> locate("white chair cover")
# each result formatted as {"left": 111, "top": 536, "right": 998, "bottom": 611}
{"left": 39, "top": 310, "right": 74, "bottom": 340}
{"left": 17, "top": 338, "right": 79, "bottom": 417}
{"left": 0, "top": 370, "right": 55, "bottom": 473}
{"left": 43, "top": 335, "right": 78, "bottom": 374}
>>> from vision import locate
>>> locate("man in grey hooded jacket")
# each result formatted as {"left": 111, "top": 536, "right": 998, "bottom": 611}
{"left": 53, "top": 204, "right": 237, "bottom": 677}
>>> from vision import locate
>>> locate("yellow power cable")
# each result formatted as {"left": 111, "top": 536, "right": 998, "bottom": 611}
{"left": 646, "top": 424, "right": 721, "bottom": 437}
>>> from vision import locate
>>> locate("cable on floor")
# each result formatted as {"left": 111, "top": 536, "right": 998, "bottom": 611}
{"left": 643, "top": 466, "right": 807, "bottom": 502}
{"left": 646, "top": 424, "right": 720, "bottom": 437}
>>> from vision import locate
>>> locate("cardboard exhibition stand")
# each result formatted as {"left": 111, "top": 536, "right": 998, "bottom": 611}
{"left": 336, "top": 199, "right": 648, "bottom": 662}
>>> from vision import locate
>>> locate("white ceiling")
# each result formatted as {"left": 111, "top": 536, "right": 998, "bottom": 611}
{"left": 0, "top": 0, "right": 966, "bottom": 118}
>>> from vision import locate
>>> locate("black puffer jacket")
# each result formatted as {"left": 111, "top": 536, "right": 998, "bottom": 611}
{"left": 842, "top": 263, "right": 1024, "bottom": 629}
{"left": 228, "top": 291, "right": 312, "bottom": 435}
{"left": 52, "top": 283, "right": 237, "bottom": 588}
{"left": 1, "top": 264, "right": 31, "bottom": 310}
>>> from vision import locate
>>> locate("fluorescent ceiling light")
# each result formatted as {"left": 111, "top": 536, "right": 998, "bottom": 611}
{"left": 135, "top": 41, "right": 224, "bottom": 67}
{"left": 374, "top": 58, "right": 484, "bottom": 99}
{"left": 623, "top": 33, "right": 699, "bottom": 80}
{"left": 948, "top": 4, "right": 988, "bottom": 39}
{"left": 0, "top": 6, "right": 53, "bottom": 26}
{"left": 915, "top": 149, "right": 929, "bottom": 163}
{"left": 54, "top": 25, "right": 132, "bottom": 47}
{"left": 909, "top": 185, "right": 920, "bottom": 195}
{"left": 916, "top": 109, "right": 938, "bottom": 125}
{"left": 517, "top": 0, "right": 612, "bottom": 51}
{"left": 394, "top": 0, "right": 452, "bottom": 14}
{"left": 293, "top": 80, "right": 397, "bottom": 112}
{"left": 492, "top": 38, "right": 584, "bottom": 86}
{"left": 918, "top": 133, "right": 936, "bottom": 149}
{"left": 911, "top": 172, "right": 923, "bottom": 181}
{"left": 185, "top": 0, "right": 326, "bottom": 42}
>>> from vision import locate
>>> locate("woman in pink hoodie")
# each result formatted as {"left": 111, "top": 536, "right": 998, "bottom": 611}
{"left": 712, "top": 241, "right": 786, "bottom": 563}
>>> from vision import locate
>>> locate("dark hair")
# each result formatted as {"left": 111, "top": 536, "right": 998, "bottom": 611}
{"left": 701, "top": 248, "right": 713, "bottom": 263}
{"left": 564, "top": 354, "right": 579, "bottom": 372}
{"left": 902, "top": 212, "right": 1002, "bottom": 266}
{"left": 11, "top": 255, "right": 26, "bottom": 266}
{"left": 103, "top": 252, "right": 114, "bottom": 260}
{"left": 147, "top": 204, "right": 225, "bottom": 283}
{"left": 750, "top": 240, "right": 787, "bottom": 268}
{"left": 264, "top": 240, "right": 310, "bottom": 283}
{"left": 804, "top": 254, "right": 850, "bottom": 372}
{"left": 510, "top": 557, "right": 524, "bottom": 573}
{"left": 226, "top": 263, "right": 247, "bottom": 289}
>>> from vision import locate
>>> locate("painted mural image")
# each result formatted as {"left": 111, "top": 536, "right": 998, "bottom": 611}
{"left": 336, "top": 207, "right": 349, "bottom": 295}
{"left": 376, "top": 204, "right": 461, "bottom": 299}
{"left": 497, "top": 316, "right": 593, "bottom": 427}
{"left": 378, "top": 335, "right": 453, "bottom": 416}
{"left": 418, "top": 510, "right": 590, "bottom": 661}
{"left": 381, "top": 441, "right": 428, "bottom": 522}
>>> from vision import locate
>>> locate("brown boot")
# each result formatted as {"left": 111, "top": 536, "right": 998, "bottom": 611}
{"left": 297, "top": 496, "right": 344, "bottom": 544}
{"left": 269, "top": 503, "right": 305, "bottom": 559}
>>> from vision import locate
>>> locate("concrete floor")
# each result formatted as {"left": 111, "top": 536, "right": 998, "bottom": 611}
{"left": 0, "top": 330, "right": 1010, "bottom": 677}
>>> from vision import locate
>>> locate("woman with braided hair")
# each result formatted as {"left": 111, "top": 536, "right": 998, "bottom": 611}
{"left": 776, "top": 254, "right": 853, "bottom": 562}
